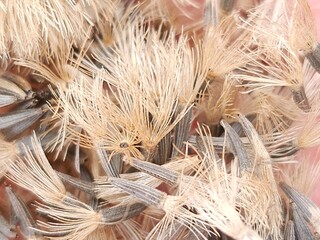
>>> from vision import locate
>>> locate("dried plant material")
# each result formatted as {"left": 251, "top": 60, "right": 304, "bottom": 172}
{"left": 100, "top": 202, "right": 146, "bottom": 224}
{"left": 0, "top": 107, "right": 45, "bottom": 131}
{"left": 0, "top": 75, "right": 28, "bottom": 100}
{"left": 284, "top": 220, "right": 295, "bottom": 240}
{"left": 0, "top": 137, "right": 18, "bottom": 178}
{"left": 15, "top": 44, "right": 90, "bottom": 87}
{"left": 154, "top": 133, "right": 172, "bottom": 165}
{"left": 295, "top": 109, "right": 320, "bottom": 149}
{"left": 0, "top": 0, "right": 116, "bottom": 61}
{"left": 35, "top": 195, "right": 102, "bottom": 240}
{"left": 220, "top": 0, "right": 235, "bottom": 13}
{"left": 7, "top": 134, "right": 67, "bottom": 202}
{"left": 292, "top": 86, "right": 311, "bottom": 112}
{"left": 203, "top": 15, "right": 253, "bottom": 81}
{"left": 240, "top": 92, "right": 300, "bottom": 135}
{"left": 220, "top": 120, "right": 251, "bottom": 171}
{"left": 1, "top": 72, "right": 32, "bottom": 93}
{"left": 5, "top": 187, "right": 36, "bottom": 239}
{"left": 0, "top": 213, "right": 15, "bottom": 239}
{"left": 305, "top": 44, "right": 320, "bottom": 73}
{"left": 0, "top": 94, "right": 18, "bottom": 108}
{"left": 145, "top": 0, "right": 206, "bottom": 34}
{"left": 57, "top": 171, "right": 95, "bottom": 196}
{"left": 1, "top": 0, "right": 320, "bottom": 239}
{"left": 2, "top": 106, "right": 47, "bottom": 140}
{"left": 55, "top": 17, "right": 205, "bottom": 157}
{"left": 171, "top": 107, "right": 193, "bottom": 158}
{"left": 289, "top": 0, "right": 319, "bottom": 69}
{"left": 199, "top": 77, "right": 238, "bottom": 126}
{"left": 281, "top": 183, "right": 320, "bottom": 233}
{"left": 96, "top": 147, "right": 120, "bottom": 177}
{"left": 124, "top": 157, "right": 179, "bottom": 185}
{"left": 234, "top": 39, "right": 304, "bottom": 92}
{"left": 237, "top": 114, "right": 283, "bottom": 238}
{"left": 109, "top": 177, "right": 167, "bottom": 206}
{"left": 290, "top": 203, "right": 314, "bottom": 240}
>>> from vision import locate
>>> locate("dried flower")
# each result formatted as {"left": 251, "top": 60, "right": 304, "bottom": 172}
{"left": 1, "top": 0, "right": 320, "bottom": 239}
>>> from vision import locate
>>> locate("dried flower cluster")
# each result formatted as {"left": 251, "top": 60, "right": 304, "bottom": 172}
{"left": 0, "top": 0, "right": 320, "bottom": 239}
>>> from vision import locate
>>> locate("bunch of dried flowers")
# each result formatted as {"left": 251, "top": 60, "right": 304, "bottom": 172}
{"left": 0, "top": 0, "right": 320, "bottom": 239}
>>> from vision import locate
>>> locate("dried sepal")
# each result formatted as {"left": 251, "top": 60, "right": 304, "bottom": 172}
{"left": 171, "top": 107, "right": 193, "bottom": 158}
{"left": 292, "top": 86, "right": 311, "bottom": 112}
{"left": 305, "top": 44, "right": 320, "bottom": 73}
{"left": 57, "top": 171, "right": 96, "bottom": 196}
{"left": 100, "top": 202, "right": 146, "bottom": 224}
{"left": 280, "top": 182, "right": 320, "bottom": 232}
{"left": 220, "top": 120, "right": 251, "bottom": 171}
{"left": 284, "top": 220, "right": 295, "bottom": 240}
{"left": 5, "top": 187, "right": 36, "bottom": 239}
{"left": 124, "top": 157, "right": 179, "bottom": 185}
{"left": 290, "top": 202, "right": 314, "bottom": 240}
{"left": 0, "top": 212, "right": 15, "bottom": 239}
{"left": 109, "top": 177, "right": 167, "bottom": 206}
{"left": 96, "top": 147, "right": 120, "bottom": 177}
{"left": 0, "top": 107, "right": 46, "bottom": 131}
